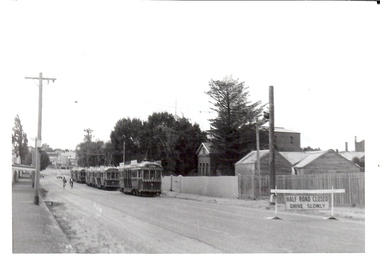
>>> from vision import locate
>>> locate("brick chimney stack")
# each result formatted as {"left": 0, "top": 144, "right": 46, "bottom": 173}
{"left": 345, "top": 142, "right": 348, "bottom": 152}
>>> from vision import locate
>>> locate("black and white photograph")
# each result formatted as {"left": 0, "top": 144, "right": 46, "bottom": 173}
{"left": 4, "top": 0, "right": 380, "bottom": 262}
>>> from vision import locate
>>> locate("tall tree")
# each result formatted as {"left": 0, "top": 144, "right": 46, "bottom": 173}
{"left": 12, "top": 115, "right": 29, "bottom": 164}
{"left": 76, "top": 129, "right": 106, "bottom": 167}
{"left": 144, "top": 112, "right": 178, "bottom": 172}
{"left": 108, "top": 113, "right": 206, "bottom": 175}
{"left": 110, "top": 118, "right": 145, "bottom": 164}
{"left": 206, "top": 76, "right": 263, "bottom": 175}
{"left": 174, "top": 117, "right": 207, "bottom": 175}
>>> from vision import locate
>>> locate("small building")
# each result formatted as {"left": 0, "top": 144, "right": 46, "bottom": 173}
{"left": 293, "top": 149, "right": 361, "bottom": 175}
{"left": 196, "top": 142, "right": 219, "bottom": 176}
{"left": 235, "top": 149, "right": 293, "bottom": 199}
{"left": 235, "top": 149, "right": 293, "bottom": 177}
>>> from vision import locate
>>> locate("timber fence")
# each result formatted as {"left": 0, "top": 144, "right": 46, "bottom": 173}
{"left": 254, "top": 172, "right": 365, "bottom": 207}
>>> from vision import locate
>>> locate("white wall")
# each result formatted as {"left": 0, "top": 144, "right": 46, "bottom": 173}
{"left": 162, "top": 175, "right": 238, "bottom": 199}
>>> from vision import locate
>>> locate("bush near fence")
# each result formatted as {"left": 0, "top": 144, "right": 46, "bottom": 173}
{"left": 254, "top": 172, "right": 365, "bottom": 207}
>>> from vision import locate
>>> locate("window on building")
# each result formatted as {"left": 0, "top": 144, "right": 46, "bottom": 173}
{"left": 290, "top": 136, "right": 293, "bottom": 144}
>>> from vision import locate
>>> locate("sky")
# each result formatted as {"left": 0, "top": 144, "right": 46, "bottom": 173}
{"left": 3, "top": 0, "right": 379, "bottom": 152}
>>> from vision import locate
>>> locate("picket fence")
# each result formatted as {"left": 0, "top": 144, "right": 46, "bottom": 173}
{"left": 254, "top": 172, "right": 365, "bottom": 207}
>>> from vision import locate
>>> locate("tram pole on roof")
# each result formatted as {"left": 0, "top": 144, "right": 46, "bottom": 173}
{"left": 25, "top": 72, "right": 56, "bottom": 205}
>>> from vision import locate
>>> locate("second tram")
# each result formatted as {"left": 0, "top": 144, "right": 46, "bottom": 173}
{"left": 118, "top": 160, "right": 162, "bottom": 196}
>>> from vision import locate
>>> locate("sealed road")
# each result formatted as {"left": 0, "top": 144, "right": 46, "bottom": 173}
{"left": 40, "top": 169, "right": 364, "bottom": 253}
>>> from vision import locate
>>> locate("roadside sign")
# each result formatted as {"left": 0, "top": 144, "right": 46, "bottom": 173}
{"left": 285, "top": 194, "right": 330, "bottom": 210}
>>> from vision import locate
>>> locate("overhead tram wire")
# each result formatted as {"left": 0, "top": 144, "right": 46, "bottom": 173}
{"left": 143, "top": 101, "right": 211, "bottom": 113}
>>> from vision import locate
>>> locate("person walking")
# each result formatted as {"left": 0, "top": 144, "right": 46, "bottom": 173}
{"left": 69, "top": 178, "right": 74, "bottom": 188}
{"left": 62, "top": 176, "right": 67, "bottom": 188}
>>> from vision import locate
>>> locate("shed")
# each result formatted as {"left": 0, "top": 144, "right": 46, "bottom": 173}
{"left": 293, "top": 149, "right": 361, "bottom": 175}
{"left": 235, "top": 149, "right": 293, "bottom": 199}
{"left": 235, "top": 149, "right": 293, "bottom": 176}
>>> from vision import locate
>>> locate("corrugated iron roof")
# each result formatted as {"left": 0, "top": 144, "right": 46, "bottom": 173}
{"left": 339, "top": 151, "right": 365, "bottom": 161}
{"left": 293, "top": 150, "right": 331, "bottom": 168}
{"left": 235, "top": 149, "right": 270, "bottom": 165}
{"left": 279, "top": 152, "right": 310, "bottom": 165}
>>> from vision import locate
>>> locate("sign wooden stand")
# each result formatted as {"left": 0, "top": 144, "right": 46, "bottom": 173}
{"left": 269, "top": 186, "right": 345, "bottom": 220}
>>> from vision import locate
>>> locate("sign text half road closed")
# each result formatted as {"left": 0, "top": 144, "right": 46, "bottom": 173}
{"left": 285, "top": 195, "right": 330, "bottom": 210}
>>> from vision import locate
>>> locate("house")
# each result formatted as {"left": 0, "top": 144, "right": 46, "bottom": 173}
{"left": 196, "top": 142, "right": 219, "bottom": 176}
{"left": 292, "top": 149, "right": 361, "bottom": 175}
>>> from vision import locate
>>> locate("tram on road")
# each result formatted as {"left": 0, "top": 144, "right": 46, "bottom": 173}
{"left": 118, "top": 160, "right": 162, "bottom": 196}
{"left": 71, "top": 167, "right": 86, "bottom": 183}
{"left": 82, "top": 166, "right": 119, "bottom": 190}
{"left": 85, "top": 167, "right": 97, "bottom": 187}
{"left": 99, "top": 166, "right": 119, "bottom": 189}
{"left": 70, "top": 161, "right": 161, "bottom": 195}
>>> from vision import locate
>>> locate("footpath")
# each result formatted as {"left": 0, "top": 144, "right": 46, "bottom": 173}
{"left": 12, "top": 174, "right": 75, "bottom": 253}
{"left": 11, "top": 174, "right": 364, "bottom": 253}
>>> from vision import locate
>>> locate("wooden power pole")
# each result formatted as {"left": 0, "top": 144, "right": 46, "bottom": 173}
{"left": 25, "top": 73, "right": 56, "bottom": 205}
{"left": 269, "top": 86, "right": 275, "bottom": 192}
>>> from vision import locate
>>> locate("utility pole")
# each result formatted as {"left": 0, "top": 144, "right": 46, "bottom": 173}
{"left": 255, "top": 116, "right": 261, "bottom": 199}
{"left": 25, "top": 73, "right": 56, "bottom": 205}
{"left": 123, "top": 138, "right": 126, "bottom": 165}
{"left": 269, "top": 86, "right": 275, "bottom": 194}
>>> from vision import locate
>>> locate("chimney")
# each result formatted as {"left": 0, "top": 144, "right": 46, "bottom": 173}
{"left": 345, "top": 142, "right": 348, "bottom": 152}
{"left": 355, "top": 136, "right": 357, "bottom": 143}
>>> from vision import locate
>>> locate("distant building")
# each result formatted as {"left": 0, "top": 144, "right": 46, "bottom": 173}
{"left": 273, "top": 127, "right": 302, "bottom": 152}
{"left": 261, "top": 127, "right": 302, "bottom": 152}
{"left": 56, "top": 151, "right": 77, "bottom": 169}
{"left": 340, "top": 136, "right": 365, "bottom": 171}
{"left": 196, "top": 142, "right": 214, "bottom": 176}
{"left": 355, "top": 136, "right": 365, "bottom": 152}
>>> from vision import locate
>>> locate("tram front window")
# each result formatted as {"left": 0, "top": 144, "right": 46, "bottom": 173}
{"left": 142, "top": 170, "right": 149, "bottom": 180}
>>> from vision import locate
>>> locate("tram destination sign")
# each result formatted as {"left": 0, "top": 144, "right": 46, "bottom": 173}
{"left": 285, "top": 194, "right": 330, "bottom": 210}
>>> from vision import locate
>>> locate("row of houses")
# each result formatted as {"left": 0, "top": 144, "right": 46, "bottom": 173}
{"left": 197, "top": 127, "right": 365, "bottom": 176}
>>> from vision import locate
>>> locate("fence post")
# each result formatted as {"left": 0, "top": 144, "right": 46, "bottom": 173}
{"left": 179, "top": 175, "right": 182, "bottom": 193}
{"left": 170, "top": 175, "right": 173, "bottom": 191}
{"left": 348, "top": 173, "right": 352, "bottom": 206}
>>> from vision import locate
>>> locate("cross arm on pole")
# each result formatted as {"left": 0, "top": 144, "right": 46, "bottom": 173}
{"left": 25, "top": 76, "right": 56, "bottom": 82}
